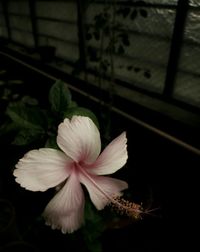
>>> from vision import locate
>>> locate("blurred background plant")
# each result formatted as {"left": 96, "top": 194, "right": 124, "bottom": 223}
{"left": 74, "top": 0, "right": 150, "bottom": 140}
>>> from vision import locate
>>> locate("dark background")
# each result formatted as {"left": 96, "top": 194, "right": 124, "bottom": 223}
{"left": 0, "top": 0, "right": 200, "bottom": 251}
{"left": 0, "top": 50, "right": 199, "bottom": 251}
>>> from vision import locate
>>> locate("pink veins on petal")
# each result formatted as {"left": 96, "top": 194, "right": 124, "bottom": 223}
{"left": 13, "top": 116, "right": 128, "bottom": 233}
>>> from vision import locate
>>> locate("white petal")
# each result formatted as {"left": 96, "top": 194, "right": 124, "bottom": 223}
{"left": 88, "top": 132, "right": 128, "bottom": 175}
{"left": 43, "top": 171, "right": 85, "bottom": 234}
{"left": 57, "top": 116, "right": 101, "bottom": 164}
{"left": 79, "top": 172, "right": 128, "bottom": 210}
{"left": 14, "top": 148, "right": 72, "bottom": 192}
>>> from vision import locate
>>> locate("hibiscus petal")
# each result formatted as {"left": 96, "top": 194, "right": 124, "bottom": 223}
{"left": 57, "top": 116, "right": 101, "bottom": 164}
{"left": 79, "top": 171, "right": 128, "bottom": 210}
{"left": 14, "top": 148, "right": 72, "bottom": 192}
{"left": 43, "top": 171, "right": 85, "bottom": 234}
{"left": 88, "top": 132, "right": 128, "bottom": 175}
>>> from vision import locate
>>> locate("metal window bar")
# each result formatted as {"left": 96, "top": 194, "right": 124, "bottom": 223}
{"left": 0, "top": 0, "right": 199, "bottom": 112}
{"left": 1, "top": 0, "right": 11, "bottom": 40}
{"left": 29, "top": 0, "right": 38, "bottom": 48}
{"left": 0, "top": 49, "right": 199, "bottom": 156}
{"left": 163, "top": 0, "right": 189, "bottom": 97}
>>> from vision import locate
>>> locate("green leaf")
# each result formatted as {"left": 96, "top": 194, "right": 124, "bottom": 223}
{"left": 12, "top": 128, "right": 44, "bottom": 146}
{"left": 45, "top": 135, "right": 59, "bottom": 149}
{"left": 82, "top": 200, "right": 105, "bottom": 252}
{"left": 63, "top": 107, "right": 99, "bottom": 128}
{"left": 0, "top": 80, "right": 6, "bottom": 86}
{"left": 86, "top": 32, "right": 92, "bottom": 40}
{"left": 118, "top": 44, "right": 125, "bottom": 54}
{"left": 122, "top": 7, "right": 130, "bottom": 18}
{"left": 144, "top": 70, "right": 151, "bottom": 79}
{"left": 94, "top": 13, "right": 107, "bottom": 29}
{"left": 0, "top": 120, "right": 18, "bottom": 137}
{"left": 140, "top": 9, "right": 148, "bottom": 18}
{"left": 7, "top": 79, "right": 24, "bottom": 85}
{"left": 6, "top": 102, "right": 46, "bottom": 130}
{"left": 49, "top": 80, "right": 72, "bottom": 114}
{"left": 93, "top": 31, "right": 100, "bottom": 41}
{"left": 68, "top": 100, "right": 78, "bottom": 108}
{"left": 127, "top": 65, "right": 133, "bottom": 71}
{"left": 21, "top": 95, "right": 39, "bottom": 106}
{"left": 84, "top": 239, "right": 102, "bottom": 252}
{"left": 134, "top": 67, "right": 141, "bottom": 73}
{"left": 0, "top": 69, "right": 7, "bottom": 76}
{"left": 120, "top": 33, "right": 130, "bottom": 47}
{"left": 87, "top": 46, "right": 99, "bottom": 62}
{"left": 130, "top": 9, "right": 137, "bottom": 20}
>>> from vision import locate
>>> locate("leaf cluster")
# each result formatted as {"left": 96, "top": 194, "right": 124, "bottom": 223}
{"left": 0, "top": 80, "right": 99, "bottom": 148}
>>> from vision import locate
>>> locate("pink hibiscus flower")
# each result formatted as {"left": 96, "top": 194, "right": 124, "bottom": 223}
{"left": 13, "top": 116, "right": 129, "bottom": 233}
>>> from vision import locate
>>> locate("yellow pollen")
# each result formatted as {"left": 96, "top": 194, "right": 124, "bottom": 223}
{"left": 108, "top": 196, "right": 143, "bottom": 220}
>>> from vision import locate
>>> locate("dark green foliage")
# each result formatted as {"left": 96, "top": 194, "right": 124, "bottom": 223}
{"left": 86, "top": 32, "right": 92, "bottom": 41}
{"left": 12, "top": 128, "right": 45, "bottom": 146}
{"left": 118, "top": 44, "right": 125, "bottom": 54}
{"left": 139, "top": 9, "right": 148, "bottom": 18}
{"left": 4, "top": 102, "right": 46, "bottom": 146}
{"left": 49, "top": 80, "right": 72, "bottom": 116}
{"left": 93, "top": 30, "right": 101, "bottom": 41}
{"left": 85, "top": 2, "right": 150, "bottom": 82}
{"left": 63, "top": 106, "right": 99, "bottom": 129}
{"left": 134, "top": 67, "right": 141, "bottom": 72}
{"left": 6, "top": 102, "right": 46, "bottom": 130}
{"left": 116, "top": 7, "right": 130, "bottom": 18}
{"left": 87, "top": 46, "right": 100, "bottom": 62}
{"left": 144, "top": 70, "right": 151, "bottom": 78}
{"left": 1, "top": 80, "right": 99, "bottom": 147}
{"left": 94, "top": 13, "right": 108, "bottom": 30}
{"left": 119, "top": 32, "right": 130, "bottom": 47}
{"left": 99, "top": 59, "right": 110, "bottom": 72}
{"left": 45, "top": 135, "right": 58, "bottom": 149}
{"left": 130, "top": 9, "right": 137, "bottom": 20}
{"left": 81, "top": 200, "right": 105, "bottom": 252}
{"left": 127, "top": 65, "right": 133, "bottom": 71}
